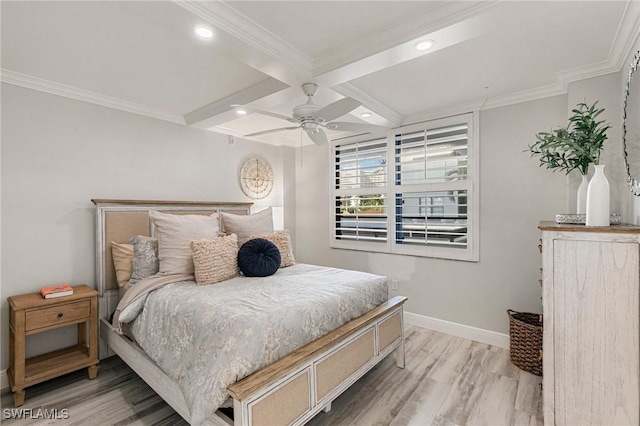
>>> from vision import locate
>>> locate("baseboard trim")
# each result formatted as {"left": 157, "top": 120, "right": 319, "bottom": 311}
{"left": 404, "top": 311, "right": 509, "bottom": 349}
{"left": 1, "top": 369, "right": 8, "bottom": 391}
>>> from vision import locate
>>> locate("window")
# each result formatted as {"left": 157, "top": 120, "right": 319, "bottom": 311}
{"left": 331, "top": 113, "right": 478, "bottom": 261}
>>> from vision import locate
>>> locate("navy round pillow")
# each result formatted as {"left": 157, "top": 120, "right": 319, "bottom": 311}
{"left": 238, "top": 238, "right": 281, "bottom": 277}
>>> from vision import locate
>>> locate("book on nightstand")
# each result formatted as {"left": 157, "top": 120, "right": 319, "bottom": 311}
{"left": 40, "top": 284, "right": 74, "bottom": 299}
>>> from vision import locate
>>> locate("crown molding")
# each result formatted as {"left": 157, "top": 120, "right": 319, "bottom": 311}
{"left": 557, "top": 61, "right": 621, "bottom": 87}
{"left": 402, "top": 81, "right": 570, "bottom": 125}
{"left": 332, "top": 82, "right": 403, "bottom": 127}
{"left": 0, "top": 69, "right": 185, "bottom": 125}
{"left": 482, "top": 83, "right": 568, "bottom": 112}
{"left": 402, "top": 35, "right": 640, "bottom": 121}
{"left": 611, "top": 0, "right": 640, "bottom": 70}
{"left": 402, "top": 99, "right": 482, "bottom": 127}
{"left": 480, "top": 0, "right": 640, "bottom": 113}
{"left": 174, "top": 0, "right": 312, "bottom": 77}
{"left": 313, "top": 1, "right": 497, "bottom": 77}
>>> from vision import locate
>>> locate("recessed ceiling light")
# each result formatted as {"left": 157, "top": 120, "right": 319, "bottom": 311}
{"left": 360, "top": 112, "right": 372, "bottom": 118}
{"left": 194, "top": 26, "right": 213, "bottom": 39}
{"left": 414, "top": 39, "right": 434, "bottom": 51}
{"left": 236, "top": 109, "right": 247, "bottom": 115}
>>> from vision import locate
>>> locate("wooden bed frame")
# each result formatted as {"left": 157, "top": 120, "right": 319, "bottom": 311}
{"left": 92, "top": 199, "right": 406, "bottom": 426}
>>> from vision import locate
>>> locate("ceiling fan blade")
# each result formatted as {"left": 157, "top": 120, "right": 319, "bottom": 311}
{"left": 245, "top": 126, "right": 299, "bottom": 137}
{"left": 231, "top": 105, "right": 297, "bottom": 123}
{"left": 306, "top": 128, "right": 329, "bottom": 145}
{"left": 324, "top": 121, "right": 389, "bottom": 133}
{"left": 314, "top": 97, "right": 362, "bottom": 122}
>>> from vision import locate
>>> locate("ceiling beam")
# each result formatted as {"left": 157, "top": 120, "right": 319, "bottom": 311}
{"left": 174, "top": 0, "right": 312, "bottom": 86}
{"left": 177, "top": 0, "right": 498, "bottom": 130}
{"left": 184, "top": 78, "right": 289, "bottom": 128}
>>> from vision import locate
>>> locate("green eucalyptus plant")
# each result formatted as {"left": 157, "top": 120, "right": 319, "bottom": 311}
{"left": 528, "top": 101, "right": 611, "bottom": 175}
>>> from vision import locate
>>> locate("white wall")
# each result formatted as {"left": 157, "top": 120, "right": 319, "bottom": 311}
{"left": 0, "top": 84, "right": 295, "bottom": 370}
{"left": 295, "top": 95, "right": 569, "bottom": 334}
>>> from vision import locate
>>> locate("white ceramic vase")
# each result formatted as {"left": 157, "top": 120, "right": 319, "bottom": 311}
{"left": 577, "top": 173, "right": 588, "bottom": 214}
{"left": 586, "top": 164, "right": 610, "bottom": 226}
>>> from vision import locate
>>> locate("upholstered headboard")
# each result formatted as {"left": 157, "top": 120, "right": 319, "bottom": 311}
{"left": 92, "top": 199, "right": 252, "bottom": 321}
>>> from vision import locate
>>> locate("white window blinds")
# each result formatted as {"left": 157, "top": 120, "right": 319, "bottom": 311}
{"left": 335, "top": 138, "right": 387, "bottom": 190}
{"left": 334, "top": 138, "right": 388, "bottom": 244}
{"left": 395, "top": 124, "right": 468, "bottom": 185}
{"left": 394, "top": 119, "right": 471, "bottom": 251}
{"left": 394, "top": 190, "right": 468, "bottom": 249}
{"left": 330, "top": 112, "right": 477, "bottom": 261}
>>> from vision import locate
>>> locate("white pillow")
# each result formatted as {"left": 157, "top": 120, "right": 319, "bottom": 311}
{"left": 149, "top": 210, "right": 220, "bottom": 275}
{"left": 220, "top": 207, "right": 274, "bottom": 246}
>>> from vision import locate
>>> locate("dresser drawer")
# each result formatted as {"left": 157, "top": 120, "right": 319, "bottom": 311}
{"left": 25, "top": 300, "right": 90, "bottom": 332}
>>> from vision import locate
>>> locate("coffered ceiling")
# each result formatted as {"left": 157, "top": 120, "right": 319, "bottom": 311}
{"left": 2, "top": 1, "right": 639, "bottom": 146}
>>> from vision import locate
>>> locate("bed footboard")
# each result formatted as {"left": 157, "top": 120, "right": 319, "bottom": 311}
{"left": 100, "top": 295, "right": 405, "bottom": 426}
{"left": 228, "top": 296, "right": 407, "bottom": 426}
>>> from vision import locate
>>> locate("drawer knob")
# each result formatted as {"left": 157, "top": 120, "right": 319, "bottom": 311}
{"left": 57, "top": 312, "right": 64, "bottom": 318}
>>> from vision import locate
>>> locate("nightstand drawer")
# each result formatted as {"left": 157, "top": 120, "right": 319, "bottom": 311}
{"left": 25, "top": 300, "right": 90, "bottom": 331}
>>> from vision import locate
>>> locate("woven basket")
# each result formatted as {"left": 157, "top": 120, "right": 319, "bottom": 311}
{"left": 507, "top": 309, "right": 543, "bottom": 376}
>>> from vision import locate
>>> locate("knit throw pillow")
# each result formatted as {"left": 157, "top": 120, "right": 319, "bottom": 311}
{"left": 190, "top": 234, "right": 239, "bottom": 285}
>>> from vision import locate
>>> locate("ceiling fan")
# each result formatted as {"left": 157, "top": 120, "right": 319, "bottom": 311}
{"left": 232, "top": 83, "right": 388, "bottom": 145}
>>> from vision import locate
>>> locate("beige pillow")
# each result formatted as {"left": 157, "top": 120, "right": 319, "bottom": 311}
{"left": 149, "top": 210, "right": 220, "bottom": 275}
{"left": 111, "top": 242, "right": 134, "bottom": 287}
{"left": 221, "top": 207, "right": 274, "bottom": 246}
{"left": 247, "top": 230, "right": 295, "bottom": 268}
{"left": 190, "top": 234, "right": 239, "bottom": 285}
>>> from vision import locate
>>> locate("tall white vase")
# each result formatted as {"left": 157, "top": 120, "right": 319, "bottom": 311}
{"left": 586, "top": 164, "right": 610, "bottom": 226}
{"left": 577, "top": 174, "right": 588, "bottom": 214}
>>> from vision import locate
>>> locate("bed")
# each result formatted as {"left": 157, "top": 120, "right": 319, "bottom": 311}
{"left": 93, "top": 199, "right": 406, "bottom": 426}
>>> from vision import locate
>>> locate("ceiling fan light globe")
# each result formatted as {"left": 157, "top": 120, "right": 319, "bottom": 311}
{"left": 301, "top": 122, "right": 318, "bottom": 131}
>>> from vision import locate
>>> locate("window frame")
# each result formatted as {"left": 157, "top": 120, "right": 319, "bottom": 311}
{"left": 329, "top": 112, "right": 479, "bottom": 262}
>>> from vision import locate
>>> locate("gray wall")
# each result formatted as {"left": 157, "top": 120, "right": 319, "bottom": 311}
{"left": 566, "top": 73, "right": 624, "bottom": 216}
{"left": 0, "top": 84, "right": 295, "bottom": 369}
{"left": 294, "top": 92, "right": 616, "bottom": 334}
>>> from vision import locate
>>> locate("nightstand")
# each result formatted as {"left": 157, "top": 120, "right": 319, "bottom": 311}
{"left": 7, "top": 285, "right": 99, "bottom": 407}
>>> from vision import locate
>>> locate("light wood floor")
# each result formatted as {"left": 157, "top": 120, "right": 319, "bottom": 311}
{"left": 0, "top": 326, "right": 543, "bottom": 425}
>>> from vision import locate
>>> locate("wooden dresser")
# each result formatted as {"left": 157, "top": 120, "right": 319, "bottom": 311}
{"left": 539, "top": 222, "right": 640, "bottom": 425}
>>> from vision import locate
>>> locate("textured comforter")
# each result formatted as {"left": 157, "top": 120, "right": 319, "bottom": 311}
{"left": 128, "top": 263, "right": 388, "bottom": 425}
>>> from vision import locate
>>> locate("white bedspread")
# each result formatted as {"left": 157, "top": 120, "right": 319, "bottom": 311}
{"left": 128, "top": 263, "right": 388, "bottom": 425}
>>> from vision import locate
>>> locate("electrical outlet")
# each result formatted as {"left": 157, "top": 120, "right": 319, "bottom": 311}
{"left": 391, "top": 279, "right": 398, "bottom": 290}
